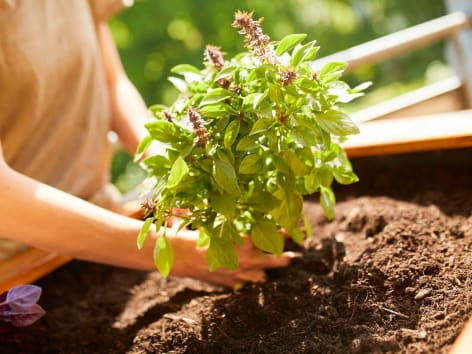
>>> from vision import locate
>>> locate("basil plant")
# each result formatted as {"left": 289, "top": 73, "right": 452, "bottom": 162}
{"left": 135, "top": 11, "right": 369, "bottom": 276}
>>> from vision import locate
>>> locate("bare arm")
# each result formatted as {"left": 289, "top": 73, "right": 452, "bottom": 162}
{"left": 0, "top": 143, "right": 154, "bottom": 270}
{"left": 0, "top": 143, "right": 290, "bottom": 286}
{"left": 97, "top": 23, "right": 152, "bottom": 155}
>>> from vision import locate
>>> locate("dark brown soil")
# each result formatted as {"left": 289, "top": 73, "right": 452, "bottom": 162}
{"left": 1, "top": 148, "right": 471, "bottom": 354}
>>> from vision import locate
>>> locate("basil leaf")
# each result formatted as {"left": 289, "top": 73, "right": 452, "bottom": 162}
{"left": 276, "top": 33, "right": 307, "bottom": 56}
{"left": 142, "top": 155, "right": 171, "bottom": 176}
{"left": 137, "top": 217, "right": 154, "bottom": 249}
{"left": 213, "top": 159, "right": 241, "bottom": 196}
{"left": 145, "top": 120, "right": 189, "bottom": 144}
{"left": 250, "top": 117, "right": 277, "bottom": 135}
{"left": 224, "top": 120, "right": 240, "bottom": 148}
{"left": 168, "top": 76, "right": 188, "bottom": 92}
{"left": 239, "top": 154, "right": 263, "bottom": 174}
{"left": 320, "top": 62, "right": 347, "bottom": 84}
{"left": 134, "top": 135, "right": 153, "bottom": 161}
{"left": 171, "top": 64, "right": 201, "bottom": 75}
{"left": 153, "top": 235, "right": 174, "bottom": 277}
{"left": 316, "top": 110, "right": 360, "bottom": 136}
{"left": 247, "top": 191, "right": 280, "bottom": 213}
{"left": 167, "top": 156, "right": 189, "bottom": 188}
{"left": 200, "top": 88, "right": 231, "bottom": 106}
{"left": 205, "top": 227, "right": 238, "bottom": 271}
{"left": 252, "top": 218, "right": 284, "bottom": 256}
{"left": 320, "top": 186, "right": 335, "bottom": 220}
{"left": 272, "top": 189, "right": 303, "bottom": 232}
{"left": 211, "top": 191, "right": 237, "bottom": 220}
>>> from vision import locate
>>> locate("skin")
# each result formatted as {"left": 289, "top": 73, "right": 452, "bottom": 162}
{"left": 0, "top": 24, "right": 292, "bottom": 288}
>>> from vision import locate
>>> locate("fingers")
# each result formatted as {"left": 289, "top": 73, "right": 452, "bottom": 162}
{"left": 236, "top": 269, "right": 266, "bottom": 282}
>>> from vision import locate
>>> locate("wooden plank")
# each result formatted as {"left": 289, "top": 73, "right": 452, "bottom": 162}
{"left": 0, "top": 249, "right": 70, "bottom": 293}
{"left": 312, "top": 12, "right": 472, "bottom": 72}
{"left": 343, "top": 110, "right": 472, "bottom": 157}
{"left": 351, "top": 77, "right": 465, "bottom": 124}
{"left": 451, "top": 314, "right": 472, "bottom": 354}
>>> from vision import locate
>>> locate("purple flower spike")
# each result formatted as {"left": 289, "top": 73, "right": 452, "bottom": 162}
{"left": 0, "top": 285, "right": 46, "bottom": 332}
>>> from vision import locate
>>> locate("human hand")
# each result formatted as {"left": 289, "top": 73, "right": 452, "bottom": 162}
{"left": 167, "top": 230, "right": 297, "bottom": 288}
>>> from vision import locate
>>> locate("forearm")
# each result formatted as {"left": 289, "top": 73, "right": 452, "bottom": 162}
{"left": 109, "top": 75, "right": 150, "bottom": 154}
{"left": 0, "top": 165, "right": 154, "bottom": 271}
{"left": 97, "top": 23, "right": 151, "bottom": 155}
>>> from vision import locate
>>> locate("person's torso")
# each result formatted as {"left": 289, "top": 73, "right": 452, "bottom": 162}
{"left": 0, "top": 0, "right": 112, "bottom": 198}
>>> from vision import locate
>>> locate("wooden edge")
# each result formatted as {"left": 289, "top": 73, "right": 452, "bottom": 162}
{"left": 0, "top": 199, "right": 145, "bottom": 293}
{"left": 450, "top": 315, "right": 472, "bottom": 354}
{"left": 345, "top": 135, "right": 472, "bottom": 158}
{"left": 0, "top": 249, "right": 70, "bottom": 293}
{"left": 312, "top": 12, "right": 471, "bottom": 72}
{"left": 344, "top": 110, "right": 472, "bottom": 157}
{"left": 351, "top": 76, "right": 464, "bottom": 124}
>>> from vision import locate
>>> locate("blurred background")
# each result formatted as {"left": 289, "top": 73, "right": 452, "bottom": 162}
{"left": 109, "top": 0, "right": 449, "bottom": 193}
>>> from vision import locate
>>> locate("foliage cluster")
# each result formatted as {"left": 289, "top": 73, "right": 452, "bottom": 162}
{"left": 136, "top": 11, "right": 367, "bottom": 276}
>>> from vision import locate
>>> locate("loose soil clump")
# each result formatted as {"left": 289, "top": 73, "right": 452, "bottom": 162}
{"left": 1, "top": 148, "right": 471, "bottom": 353}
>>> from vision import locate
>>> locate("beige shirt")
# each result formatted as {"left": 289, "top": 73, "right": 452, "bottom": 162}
{"left": 0, "top": 0, "right": 130, "bottom": 200}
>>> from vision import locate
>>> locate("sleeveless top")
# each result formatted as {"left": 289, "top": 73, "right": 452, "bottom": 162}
{"left": 0, "top": 0, "right": 132, "bottom": 199}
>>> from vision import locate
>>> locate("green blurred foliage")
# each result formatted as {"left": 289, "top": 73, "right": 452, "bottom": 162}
{"left": 109, "top": 0, "right": 448, "bottom": 193}
{"left": 110, "top": 0, "right": 446, "bottom": 107}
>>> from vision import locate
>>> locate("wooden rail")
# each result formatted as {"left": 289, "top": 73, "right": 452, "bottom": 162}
{"left": 312, "top": 12, "right": 472, "bottom": 72}
{"left": 351, "top": 76, "right": 465, "bottom": 123}
{"left": 0, "top": 249, "right": 70, "bottom": 293}
{"left": 344, "top": 110, "right": 472, "bottom": 157}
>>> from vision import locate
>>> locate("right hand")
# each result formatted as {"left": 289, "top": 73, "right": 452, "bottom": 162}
{"left": 166, "top": 230, "right": 296, "bottom": 288}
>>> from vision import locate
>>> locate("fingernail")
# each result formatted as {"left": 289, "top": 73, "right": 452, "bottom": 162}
{"left": 284, "top": 251, "right": 303, "bottom": 258}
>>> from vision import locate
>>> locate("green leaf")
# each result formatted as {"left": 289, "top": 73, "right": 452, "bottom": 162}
{"left": 316, "top": 110, "right": 359, "bottom": 136}
{"left": 333, "top": 168, "right": 359, "bottom": 185}
{"left": 153, "top": 235, "right": 174, "bottom": 277}
{"left": 171, "top": 64, "right": 201, "bottom": 75}
{"left": 272, "top": 189, "right": 303, "bottom": 232}
{"left": 291, "top": 228, "right": 304, "bottom": 245}
{"left": 301, "top": 46, "right": 320, "bottom": 62}
{"left": 224, "top": 120, "right": 240, "bottom": 149}
{"left": 137, "top": 217, "right": 154, "bottom": 250}
{"left": 168, "top": 76, "right": 188, "bottom": 92}
{"left": 320, "top": 62, "right": 347, "bottom": 83}
{"left": 142, "top": 155, "right": 171, "bottom": 176}
{"left": 167, "top": 156, "right": 189, "bottom": 189}
{"left": 320, "top": 186, "right": 335, "bottom": 220}
{"left": 302, "top": 211, "right": 313, "bottom": 238}
{"left": 351, "top": 81, "right": 373, "bottom": 92}
{"left": 247, "top": 191, "right": 280, "bottom": 212}
{"left": 211, "top": 192, "right": 237, "bottom": 220}
{"left": 134, "top": 135, "right": 153, "bottom": 161}
{"left": 291, "top": 41, "right": 315, "bottom": 67}
{"left": 239, "top": 154, "right": 263, "bottom": 174}
{"left": 215, "top": 65, "right": 237, "bottom": 80}
{"left": 236, "top": 135, "right": 260, "bottom": 152}
{"left": 269, "top": 84, "right": 283, "bottom": 103}
{"left": 213, "top": 159, "right": 241, "bottom": 196}
{"left": 296, "top": 78, "right": 321, "bottom": 93}
{"left": 197, "top": 229, "right": 210, "bottom": 248}
{"left": 250, "top": 117, "right": 277, "bottom": 135}
{"left": 200, "top": 88, "right": 231, "bottom": 106}
{"left": 291, "top": 126, "right": 318, "bottom": 146}
{"left": 252, "top": 219, "right": 284, "bottom": 256}
{"left": 280, "top": 150, "right": 311, "bottom": 176}
{"left": 149, "top": 104, "right": 168, "bottom": 118}
{"left": 243, "top": 92, "right": 266, "bottom": 109}
{"left": 205, "top": 228, "right": 238, "bottom": 271}
{"left": 200, "top": 102, "right": 236, "bottom": 116}
{"left": 276, "top": 33, "right": 307, "bottom": 56}
{"left": 145, "top": 120, "right": 188, "bottom": 144}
